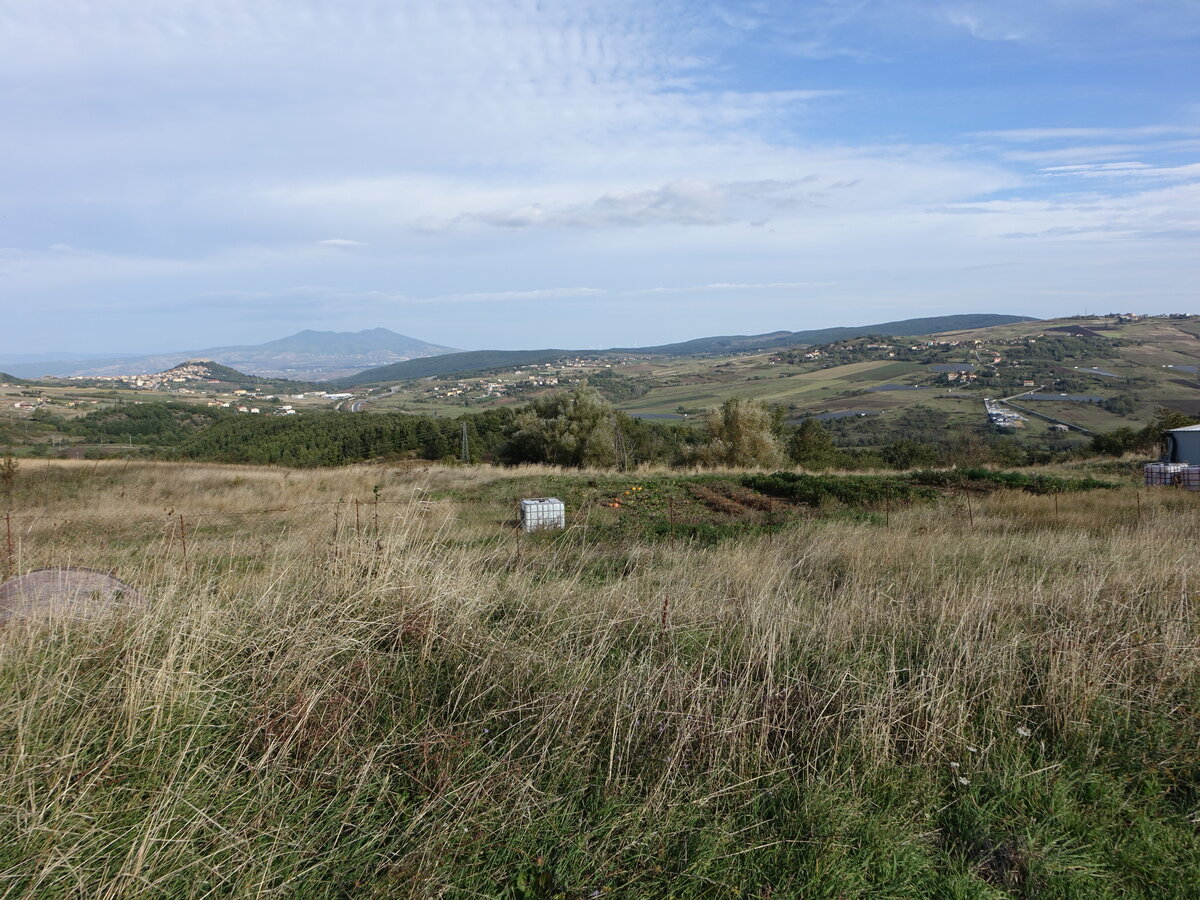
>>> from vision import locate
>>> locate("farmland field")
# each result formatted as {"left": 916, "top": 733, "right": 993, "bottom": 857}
{"left": 347, "top": 316, "right": 1200, "bottom": 445}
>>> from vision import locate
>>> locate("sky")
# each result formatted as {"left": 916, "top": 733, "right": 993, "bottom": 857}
{"left": 1, "top": 0, "right": 1198, "bottom": 356}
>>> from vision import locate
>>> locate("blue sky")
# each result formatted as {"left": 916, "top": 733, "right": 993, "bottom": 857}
{"left": 1, "top": 0, "right": 1197, "bottom": 356}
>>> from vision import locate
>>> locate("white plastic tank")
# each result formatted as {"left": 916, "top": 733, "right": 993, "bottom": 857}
{"left": 519, "top": 498, "right": 566, "bottom": 532}
{"left": 1144, "top": 462, "right": 1187, "bottom": 486}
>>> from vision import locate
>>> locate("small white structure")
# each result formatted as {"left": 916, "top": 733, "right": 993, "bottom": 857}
{"left": 1145, "top": 462, "right": 1187, "bottom": 486}
{"left": 1165, "top": 425, "right": 1200, "bottom": 465}
{"left": 519, "top": 498, "right": 566, "bottom": 533}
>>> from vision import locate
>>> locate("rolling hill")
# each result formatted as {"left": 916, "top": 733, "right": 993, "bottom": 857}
{"left": 610, "top": 313, "right": 1037, "bottom": 355}
{"left": 333, "top": 314, "right": 1035, "bottom": 386}
{"left": 353, "top": 315, "right": 1200, "bottom": 448}
{"left": 335, "top": 349, "right": 572, "bottom": 386}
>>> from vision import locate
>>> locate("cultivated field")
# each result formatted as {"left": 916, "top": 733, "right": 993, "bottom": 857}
{"left": 1, "top": 460, "right": 1198, "bottom": 897}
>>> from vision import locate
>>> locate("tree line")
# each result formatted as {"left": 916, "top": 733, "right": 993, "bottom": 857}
{"left": 29, "top": 387, "right": 1190, "bottom": 470}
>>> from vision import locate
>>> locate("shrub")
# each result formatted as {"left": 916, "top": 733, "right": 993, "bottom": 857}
{"left": 743, "top": 471, "right": 937, "bottom": 506}
{"left": 697, "top": 398, "right": 783, "bottom": 468}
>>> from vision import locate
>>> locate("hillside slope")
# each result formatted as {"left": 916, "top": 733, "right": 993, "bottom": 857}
{"left": 614, "top": 313, "right": 1036, "bottom": 355}
{"left": 335, "top": 349, "right": 572, "bottom": 386}
{"left": 334, "top": 314, "right": 1035, "bottom": 386}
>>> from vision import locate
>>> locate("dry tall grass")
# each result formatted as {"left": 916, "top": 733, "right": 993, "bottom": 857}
{"left": 1, "top": 461, "right": 1197, "bottom": 897}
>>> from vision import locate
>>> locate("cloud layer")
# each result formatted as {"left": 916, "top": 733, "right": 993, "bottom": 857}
{"left": 1, "top": 1, "right": 1196, "bottom": 353}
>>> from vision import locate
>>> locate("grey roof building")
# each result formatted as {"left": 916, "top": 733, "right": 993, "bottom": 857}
{"left": 1165, "top": 425, "right": 1200, "bottom": 465}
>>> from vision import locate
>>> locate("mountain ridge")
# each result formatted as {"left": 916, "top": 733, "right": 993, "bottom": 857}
{"left": 0, "top": 328, "right": 457, "bottom": 381}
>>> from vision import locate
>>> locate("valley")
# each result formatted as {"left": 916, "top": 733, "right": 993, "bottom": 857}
{"left": 3, "top": 313, "right": 1197, "bottom": 462}
{"left": 351, "top": 314, "right": 1200, "bottom": 449}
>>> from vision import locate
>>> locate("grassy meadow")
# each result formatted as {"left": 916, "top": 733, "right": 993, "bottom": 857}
{"left": 1, "top": 459, "right": 1198, "bottom": 897}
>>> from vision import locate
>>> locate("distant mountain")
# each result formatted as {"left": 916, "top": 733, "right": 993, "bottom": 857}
{"left": 334, "top": 313, "right": 1037, "bottom": 386}
{"left": 0, "top": 328, "right": 457, "bottom": 381}
{"left": 0, "top": 372, "right": 24, "bottom": 384}
{"left": 241, "top": 327, "right": 452, "bottom": 357}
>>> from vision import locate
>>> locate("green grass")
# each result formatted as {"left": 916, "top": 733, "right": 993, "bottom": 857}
{"left": 0, "top": 460, "right": 1198, "bottom": 897}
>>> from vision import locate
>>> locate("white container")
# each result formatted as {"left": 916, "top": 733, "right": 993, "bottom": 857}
{"left": 519, "top": 498, "right": 566, "bottom": 532}
{"left": 1144, "top": 463, "right": 1187, "bottom": 486}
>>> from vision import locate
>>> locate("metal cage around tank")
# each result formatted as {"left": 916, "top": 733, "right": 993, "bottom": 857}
{"left": 518, "top": 498, "right": 566, "bottom": 533}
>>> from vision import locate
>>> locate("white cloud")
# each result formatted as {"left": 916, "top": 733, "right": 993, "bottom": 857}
{"left": 972, "top": 126, "right": 1200, "bottom": 142}
{"left": 625, "top": 282, "right": 834, "bottom": 295}
{"left": 261, "top": 154, "right": 1018, "bottom": 235}
{"left": 933, "top": 1, "right": 1200, "bottom": 50}
{"left": 944, "top": 10, "right": 1028, "bottom": 42}
{"left": 425, "top": 287, "right": 607, "bottom": 304}
{"left": 0, "top": 0, "right": 1197, "bottom": 354}
{"left": 434, "top": 179, "right": 824, "bottom": 230}
{"left": 1040, "top": 162, "right": 1200, "bottom": 182}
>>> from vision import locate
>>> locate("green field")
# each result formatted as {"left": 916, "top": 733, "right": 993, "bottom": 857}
{"left": 1, "top": 459, "right": 1198, "bottom": 897}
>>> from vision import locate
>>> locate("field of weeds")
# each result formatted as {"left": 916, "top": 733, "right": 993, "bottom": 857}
{"left": 1, "top": 459, "right": 1198, "bottom": 898}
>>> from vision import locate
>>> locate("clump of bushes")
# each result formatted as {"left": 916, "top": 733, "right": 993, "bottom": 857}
{"left": 909, "top": 467, "right": 1117, "bottom": 495}
{"left": 743, "top": 472, "right": 938, "bottom": 506}
{"left": 745, "top": 467, "right": 1117, "bottom": 507}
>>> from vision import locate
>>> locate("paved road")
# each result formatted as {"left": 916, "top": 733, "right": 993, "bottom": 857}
{"left": 349, "top": 398, "right": 367, "bottom": 412}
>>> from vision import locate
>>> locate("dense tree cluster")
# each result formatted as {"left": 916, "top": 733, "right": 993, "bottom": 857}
{"left": 25, "top": 387, "right": 1147, "bottom": 472}
{"left": 66, "top": 401, "right": 232, "bottom": 446}
{"left": 1091, "top": 407, "right": 1199, "bottom": 457}
{"left": 498, "top": 385, "right": 699, "bottom": 468}
{"left": 583, "top": 369, "right": 653, "bottom": 403}
{"left": 1004, "top": 334, "right": 1120, "bottom": 362}
{"left": 501, "top": 385, "right": 620, "bottom": 467}
{"left": 175, "top": 409, "right": 517, "bottom": 466}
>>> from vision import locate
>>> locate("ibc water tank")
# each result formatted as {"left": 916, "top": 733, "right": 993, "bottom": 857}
{"left": 519, "top": 498, "right": 566, "bottom": 533}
